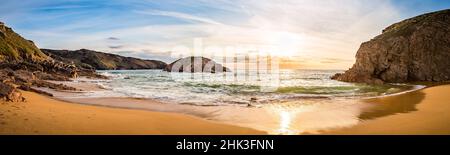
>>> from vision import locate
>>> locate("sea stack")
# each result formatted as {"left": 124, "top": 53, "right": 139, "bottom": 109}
{"left": 333, "top": 9, "right": 450, "bottom": 84}
{"left": 164, "top": 56, "right": 230, "bottom": 73}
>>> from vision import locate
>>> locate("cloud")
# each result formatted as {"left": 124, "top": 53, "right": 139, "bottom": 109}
{"left": 113, "top": 50, "right": 175, "bottom": 62}
{"left": 107, "top": 37, "right": 120, "bottom": 40}
{"left": 108, "top": 45, "right": 123, "bottom": 49}
{"left": 135, "top": 10, "right": 224, "bottom": 25}
{"left": 320, "top": 58, "right": 353, "bottom": 64}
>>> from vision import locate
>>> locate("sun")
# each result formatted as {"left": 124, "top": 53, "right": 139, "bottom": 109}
{"left": 263, "top": 31, "right": 304, "bottom": 57}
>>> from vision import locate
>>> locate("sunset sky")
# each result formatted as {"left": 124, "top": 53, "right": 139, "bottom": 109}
{"left": 1, "top": 0, "right": 449, "bottom": 69}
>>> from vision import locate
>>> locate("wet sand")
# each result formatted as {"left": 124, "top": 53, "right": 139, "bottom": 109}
{"left": 322, "top": 84, "right": 450, "bottom": 134}
{"left": 0, "top": 91, "right": 264, "bottom": 135}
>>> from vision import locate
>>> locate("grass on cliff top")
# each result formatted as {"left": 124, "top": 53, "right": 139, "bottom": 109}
{"left": 378, "top": 9, "right": 450, "bottom": 39}
{"left": 0, "top": 25, "right": 48, "bottom": 61}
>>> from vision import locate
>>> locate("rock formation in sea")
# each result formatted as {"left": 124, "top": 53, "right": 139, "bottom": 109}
{"left": 164, "top": 56, "right": 230, "bottom": 73}
{"left": 332, "top": 9, "right": 450, "bottom": 84}
{"left": 41, "top": 49, "right": 167, "bottom": 70}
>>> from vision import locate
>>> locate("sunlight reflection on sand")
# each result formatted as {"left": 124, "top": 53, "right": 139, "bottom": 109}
{"left": 263, "top": 99, "right": 368, "bottom": 135}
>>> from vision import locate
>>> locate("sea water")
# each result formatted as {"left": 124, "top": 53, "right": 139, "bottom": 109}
{"left": 70, "top": 69, "right": 418, "bottom": 106}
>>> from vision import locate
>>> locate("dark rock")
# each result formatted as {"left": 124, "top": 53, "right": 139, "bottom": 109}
{"left": 34, "top": 71, "right": 71, "bottom": 81}
{"left": 164, "top": 56, "right": 231, "bottom": 73}
{"left": 12, "top": 70, "right": 36, "bottom": 85}
{"left": 334, "top": 9, "right": 450, "bottom": 84}
{"left": 0, "top": 67, "right": 77, "bottom": 92}
{"left": 0, "top": 21, "right": 100, "bottom": 102}
{"left": 33, "top": 80, "right": 78, "bottom": 91}
{"left": 0, "top": 68, "right": 13, "bottom": 80}
{"left": 0, "top": 82, "right": 25, "bottom": 102}
{"left": 0, "top": 59, "right": 82, "bottom": 81}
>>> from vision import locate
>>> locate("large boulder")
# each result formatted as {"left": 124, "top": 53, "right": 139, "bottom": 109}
{"left": 333, "top": 9, "right": 450, "bottom": 84}
{"left": 0, "top": 81, "right": 25, "bottom": 102}
{"left": 164, "top": 56, "right": 230, "bottom": 73}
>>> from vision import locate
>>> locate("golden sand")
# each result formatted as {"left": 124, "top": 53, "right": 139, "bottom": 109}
{"left": 322, "top": 85, "right": 450, "bottom": 135}
{"left": 0, "top": 91, "right": 264, "bottom": 135}
{"left": 1, "top": 85, "right": 449, "bottom": 135}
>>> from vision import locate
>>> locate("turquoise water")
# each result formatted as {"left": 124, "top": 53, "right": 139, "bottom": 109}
{"left": 77, "top": 69, "right": 417, "bottom": 106}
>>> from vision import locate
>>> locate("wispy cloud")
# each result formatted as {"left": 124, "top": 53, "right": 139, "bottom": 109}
{"left": 135, "top": 10, "right": 224, "bottom": 25}
{"left": 107, "top": 37, "right": 120, "bottom": 40}
{"left": 108, "top": 45, "right": 123, "bottom": 49}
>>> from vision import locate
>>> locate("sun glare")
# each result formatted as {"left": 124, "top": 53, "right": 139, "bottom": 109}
{"left": 264, "top": 31, "right": 304, "bottom": 57}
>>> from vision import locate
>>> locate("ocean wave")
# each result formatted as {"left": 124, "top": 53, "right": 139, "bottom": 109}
{"left": 274, "top": 84, "right": 414, "bottom": 96}
{"left": 95, "top": 83, "right": 113, "bottom": 90}
{"left": 72, "top": 70, "right": 424, "bottom": 106}
{"left": 362, "top": 84, "right": 426, "bottom": 99}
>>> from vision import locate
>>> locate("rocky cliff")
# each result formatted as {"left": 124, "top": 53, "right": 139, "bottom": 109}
{"left": 0, "top": 22, "right": 97, "bottom": 102}
{"left": 42, "top": 49, "right": 167, "bottom": 70}
{"left": 164, "top": 56, "right": 230, "bottom": 73}
{"left": 333, "top": 9, "right": 450, "bottom": 84}
{"left": 0, "top": 22, "right": 48, "bottom": 61}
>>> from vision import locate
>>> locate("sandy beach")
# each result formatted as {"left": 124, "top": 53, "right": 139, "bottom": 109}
{"left": 322, "top": 84, "right": 450, "bottom": 135}
{"left": 0, "top": 91, "right": 264, "bottom": 135}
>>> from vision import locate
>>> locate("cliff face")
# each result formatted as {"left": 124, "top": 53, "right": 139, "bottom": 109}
{"left": 164, "top": 56, "right": 230, "bottom": 73}
{"left": 333, "top": 9, "right": 450, "bottom": 84}
{"left": 0, "top": 22, "right": 103, "bottom": 80}
{"left": 42, "top": 49, "right": 167, "bottom": 70}
{"left": 0, "top": 22, "right": 85, "bottom": 102}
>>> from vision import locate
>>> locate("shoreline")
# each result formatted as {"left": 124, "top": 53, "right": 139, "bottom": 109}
{"left": 359, "top": 84, "right": 426, "bottom": 99}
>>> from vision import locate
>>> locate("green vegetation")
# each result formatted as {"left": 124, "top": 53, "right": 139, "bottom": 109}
{"left": 379, "top": 9, "right": 450, "bottom": 39}
{"left": 0, "top": 23, "right": 48, "bottom": 61}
